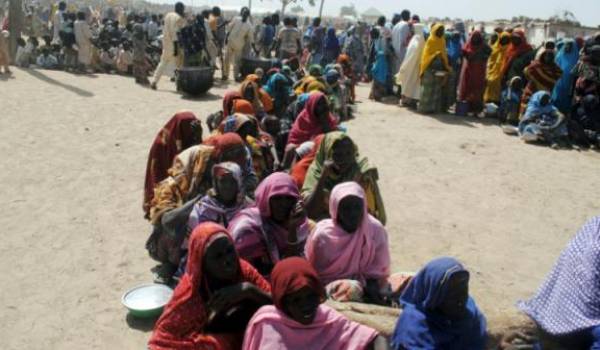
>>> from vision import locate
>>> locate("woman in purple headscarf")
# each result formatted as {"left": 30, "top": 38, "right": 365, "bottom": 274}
{"left": 229, "top": 172, "right": 311, "bottom": 278}
{"left": 515, "top": 217, "right": 600, "bottom": 349}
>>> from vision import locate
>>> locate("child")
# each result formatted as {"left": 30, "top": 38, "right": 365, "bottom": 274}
{"left": 99, "top": 43, "right": 116, "bottom": 73}
{"left": 36, "top": 47, "right": 59, "bottom": 69}
{"left": 116, "top": 42, "right": 133, "bottom": 74}
{"left": 499, "top": 76, "right": 523, "bottom": 127}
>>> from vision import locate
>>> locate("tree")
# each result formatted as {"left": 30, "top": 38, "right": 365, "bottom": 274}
{"left": 290, "top": 5, "right": 304, "bottom": 14}
{"left": 272, "top": 0, "right": 315, "bottom": 17}
{"left": 339, "top": 4, "right": 357, "bottom": 18}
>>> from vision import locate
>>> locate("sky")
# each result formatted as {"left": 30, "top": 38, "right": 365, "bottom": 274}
{"left": 160, "top": 0, "right": 600, "bottom": 27}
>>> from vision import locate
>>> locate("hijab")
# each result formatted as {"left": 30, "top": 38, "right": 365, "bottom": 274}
{"left": 222, "top": 90, "right": 242, "bottom": 117}
{"left": 324, "top": 27, "right": 339, "bottom": 51}
{"left": 242, "top": 257, "right": 378, "bottom": 350}
{"left": 524, "top": 91, "right": 558, "bottom": 118}
{"left": 287, "top": 92, "right": 337, "bottom": 146}
{"left": 518, "top": 217, "right": 600, "bottom": 335}
{"left": 501, "top": 29, "right": 533, "bottom": 75}
{"left": 487, "top": 32, "right": 511, "bottom": 83}
{"left": 305, "top": 182, "right": 390, "bottom": 286}
{"left": 148, "top": 223, "right": 270, "bottom": 350}
{"left": 144, "top": 111, "right": 202, "bottom": 217}
{"left": 391, "top": 257, "right": 487, "bottom": 350}
{"left": 420, "top": 23, "right": 451, "bottom": 76}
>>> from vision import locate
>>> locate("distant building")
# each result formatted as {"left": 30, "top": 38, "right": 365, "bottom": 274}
{"left": 361, "top": 7, "right": 384, "bottom": 25}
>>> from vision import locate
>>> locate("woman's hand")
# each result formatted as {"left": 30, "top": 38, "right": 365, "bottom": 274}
{"left": 499, "top": 330, "right": 537, "bottom": 350}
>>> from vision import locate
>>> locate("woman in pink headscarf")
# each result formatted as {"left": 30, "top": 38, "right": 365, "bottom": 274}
{"left": 229, "top": 172, "right": 311, "bottom": 278}
{"left": 306, "top": 181, "right": 411, "bottom": 305}
{"left": 242, "top": 257, "right": 389, "bottom": 350}
{"left": 286, "top": 92, "right": 337, "bottom": 147}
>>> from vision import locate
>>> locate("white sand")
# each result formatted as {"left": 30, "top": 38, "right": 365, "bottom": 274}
{"left": 1, "top": 69, "right": 599, "bottom": 349}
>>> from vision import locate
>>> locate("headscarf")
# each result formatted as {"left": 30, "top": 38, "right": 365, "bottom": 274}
{"left": 222, "top": 90, "right": 242, "bottom": 117}
{"left": 552, "top": 38, "right": 580, "bottom": 112}
{"left": 205, "top": 132, "right": 246, "bottom": 162}
{"left": 518, "top": 217, "right": 600, "bottom": 335}
{"left": 324, "top": 27, "right": 339, "bottom": 51}
{"left": 287, "top": 92, "right": 337, "bottom": 146}
{"left": 486, "top": 32, "right": 511, "bottom": 84}
{"left": 231, "top": 99, "right": 255, "bottom": 115}
{"left": 524, "top": 91, "right": 558, "bottom": 118}
{"left": 290, "top": 134, "right": 325, "bottom": 188}
{"left": 391, "top": 257, "right": 487, "bottom": 350}
{"left": 219, "top": 113, "right": 253, "bottom": 134}
{"left": 305, "top": 182, "right": 390, "bottom": 286}
{"left": 144, "top": 111, "right": 202, "bottom": 217}
{"left": 419, "top": 23, "right": 451, "bottom": 76}
{"left": 523, "top": 49, "right": 563, "bottom": 95}
{"left": 188, "top": 162, "right": 249, "bottom": 231}
{"left": 240, "top": 79, "right": 264, "bottom": 113}
{"left": 301, "top": 131, "right": 386, "bottom": 225}
{"left": 229, "top": 172, "right": 311, "bottom": 272}
{"left": 501, "top": 29, "right": 532, "bottom": 76}
{"left": 148, "top": 223, "right": 271, "bottom": 350}
{"left": 445, "top": 31, "right": 463, "bottom": 65}
{"left": 396, "top": 24, "right": 426, "bottom": 100}
{"left": 242, "top": 257, "right": 378, "bottom": 350}
{"left": 271, "top": 257, "right": 325, "bottom": 310}
{"left": 263, "top": 72, "right": 292, "bottom": 100}
{"left": 462, "top": 30, "right": 485, "bottom": 57}
{"left": 308, "top": 64, "right": 323, "bottom": 77}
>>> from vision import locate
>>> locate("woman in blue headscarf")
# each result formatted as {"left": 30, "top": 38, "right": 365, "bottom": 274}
{"left": 322, "top": 27, "right": 341, "bottom": 66}
{"left": 519, "top": 90, "right": 569, "bottom": 148}
{"left": 263, "top": 71, "right": 293, "bottom": 117}
{"left": 445, "top": 30, "right": 463, "bottom": 108}
{"left": 391, "top": 257, "right": 487, "bottom": 350}
{"left": 552, "top": 39, "right": 580, "bottom": 113}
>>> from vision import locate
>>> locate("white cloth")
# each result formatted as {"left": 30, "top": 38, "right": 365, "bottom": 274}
{"left": 227, "top": 17, "right": 253, "bottom": 51}
{"left": 74, "top": 20, "right": 93, "bottom": 65}
{"left": 396, "top": 24, "right": 425, "bottom": 100}
{"left": 153, "top": 12, "right": 185, "bottom": 84}
{"left": 52, "top": 10, "right": 64, "bottom": 43}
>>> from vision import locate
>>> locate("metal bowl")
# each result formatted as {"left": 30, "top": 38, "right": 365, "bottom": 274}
{"left": 121, "top": 283, "right": 173, "bottom": 318}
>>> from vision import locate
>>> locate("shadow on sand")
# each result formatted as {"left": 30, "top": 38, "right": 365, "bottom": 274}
{"left": 23, "top": 68, "right": 94, "bottom": 97}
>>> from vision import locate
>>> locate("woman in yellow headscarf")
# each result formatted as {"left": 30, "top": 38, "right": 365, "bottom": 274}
{"left": 484, "top": 32, "right": 511, "bottom": 104}
{"left": 418, "top": 23, "right": 453, "bottom": 114}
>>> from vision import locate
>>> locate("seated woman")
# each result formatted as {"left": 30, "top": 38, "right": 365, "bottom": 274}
{"left": 147, "top": 133, "right": 256, "bottom": 282}
{"left": 518, "top": 91, "right": 569, "bottom": 149}
{"left": 306, "top": 182, "right": 407, "bottom": 305}
{"left": 568, "top": 94, "right": 600, "bottom": 148}
{"left": 188, "top": 162, "right": 252, "bottom": 233}
{"left": 229, "top": 172, "right": 310, "bottom": 278}
{"left": 143, "top": 111, "right": 203, "bottom": 219}
{"left": 285, "top": 92, "right": 337, "bottom": 165}
{"left": 513, "top": 216, "right": 600, "bottom": 350}
{"left": 241, "top": 77, "right": 273, "bottom": 117}
{"left": 149, "top": 223, "right": 271, "bottom": 350}
{"left": 222, "top": 90, "right": 242, "bottom": 118}
{"left": 242, "top": 257, "right": 389, "bottom": 350}
{"left": 519, "top": 48, "right": 562, "bottom": 115}
{"left": 263, "top": 71, "right": 293, "bottom": 118}
{"left": 294, "top": 64, "right": 325, "bottom": 95}
{"left": 391, "top": 257, "right": 487, "bottom": 350}
{"left": 219, "top": 113, "right": 278, "bottom": 180}
{"left": 302, "top": 131, "right": 385, "bottom": 224}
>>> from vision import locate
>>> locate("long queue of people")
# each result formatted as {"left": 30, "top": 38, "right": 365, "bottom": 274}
{"left": 139, "top": 14, "right": 600, "bottom": 349}
{"left": 366, "top": 13, "right": 600, "bottom": 150}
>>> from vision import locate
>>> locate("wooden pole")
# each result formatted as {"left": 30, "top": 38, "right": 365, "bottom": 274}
{"left": 318, "top": 0, "right": 324, "bottom": 18}
{"left": 8, "top": 0, "right": 23, "bottom": 60}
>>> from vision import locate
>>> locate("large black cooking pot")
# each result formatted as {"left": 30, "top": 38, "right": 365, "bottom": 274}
{"left": 176, "top": 66, "right": 214, "bottom": 96}
{"left": 241, "top": 57, "right": 276, "bottom": 78}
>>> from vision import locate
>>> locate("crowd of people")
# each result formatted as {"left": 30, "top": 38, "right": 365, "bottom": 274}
{"left": 2, "top": 1, "right": 600, "bottom": 349}
{"left": 134, "top": 5, "right": 600, "bottom": 350}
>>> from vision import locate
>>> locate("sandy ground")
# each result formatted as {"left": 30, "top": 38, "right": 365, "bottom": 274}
{"left": 1, "top": 68, "right": 600, "bottom": 349}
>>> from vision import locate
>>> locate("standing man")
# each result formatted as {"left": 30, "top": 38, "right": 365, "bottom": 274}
{"left": 51, "top": 1, "right": 66, "bottom": 44}
{"left": 308, "top": 17, "right": 324, "bottom": 65}
{"left": 391, "top": 9, "right": 411, "bottom": 74}
{"left": 74, "top": 11, "right": 92, "bottom": 72}
{"left": 151, "top": 2, "right": 186, "bottom": 90}
{"left": 275, "top": 16, "right": 301, "bottom": 60}
{"left": 223, "top": 7, "right": 253, "bottom": 82}
{"left": 209, "top": 6, "right": 226, "bottom": 79}
{"left": 146, "top": 14, "right": 159, "bottom": 41}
